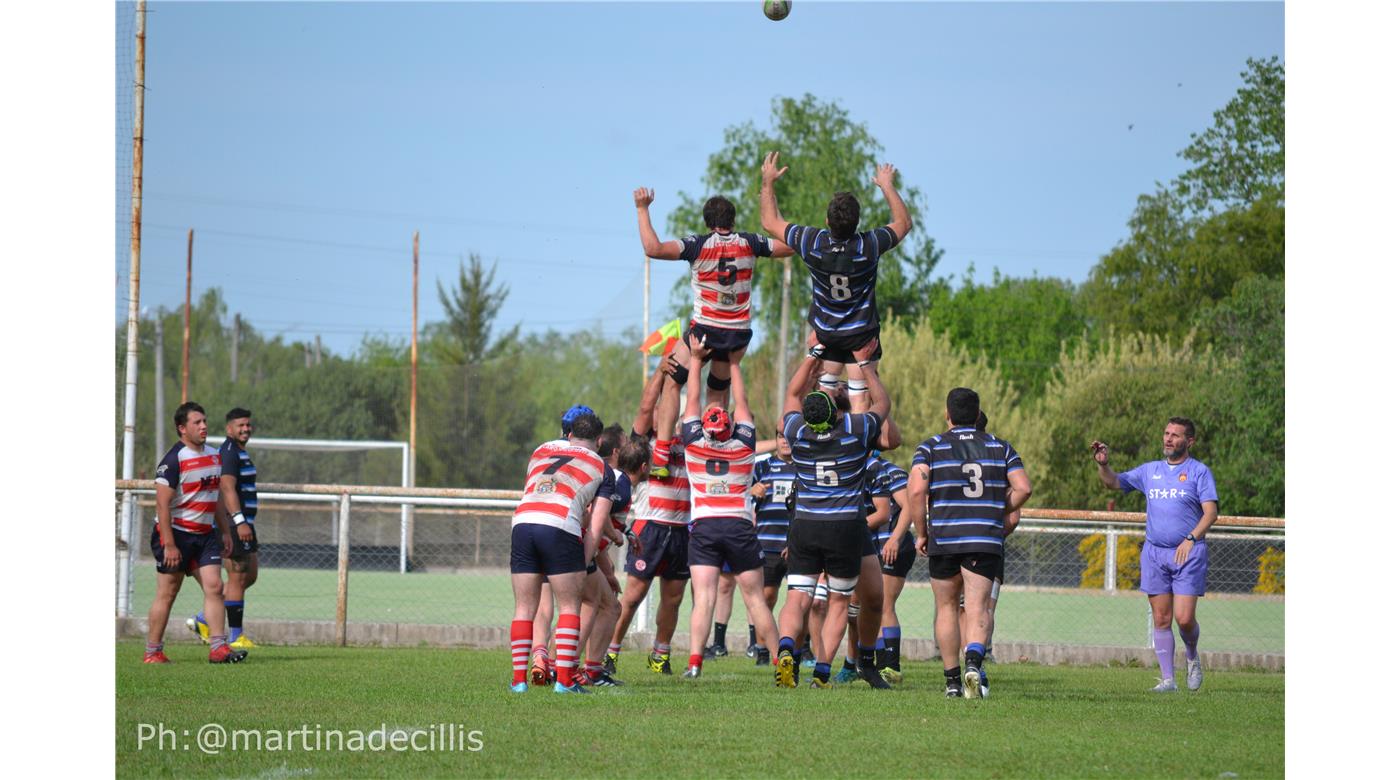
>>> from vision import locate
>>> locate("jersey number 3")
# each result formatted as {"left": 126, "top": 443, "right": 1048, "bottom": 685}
{"left": 961, "top": 462, "right": 984, "bottom": 498}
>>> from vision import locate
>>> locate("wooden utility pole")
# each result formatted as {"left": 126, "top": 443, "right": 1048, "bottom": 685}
{"left": 154, "top": 311, "right": 166, "bottom": 460}
{"left": 182, "top": 228, "right": 192, "bottom": 402}
{"left": 314, "top": 334, "right": 323, "bottom": 365}
{"left": 775, "top": 256, "right": 792, "bottom": 422}
{"left": 230, "top": 313, "right": 239, "bottom": 383}
{"left": 642, "top": 255, "right": 651, "bottom": 386}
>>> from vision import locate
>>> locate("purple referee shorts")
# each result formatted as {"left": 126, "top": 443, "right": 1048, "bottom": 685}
{"left": 1139, "top": 540, "right": 1208, "bottom": 597}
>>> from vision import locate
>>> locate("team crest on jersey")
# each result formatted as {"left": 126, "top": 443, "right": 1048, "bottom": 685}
{"left": 1178, "top": 472, "right": 1188, "bottom": 482}
{"left": 535, "top": 477, "right": 556, "bottom": 494}
{"left": 720, "top": 292, "right": 736, "bottom": 306}
{"left": 707, "top": 481, "right": 728, "bottom": 496}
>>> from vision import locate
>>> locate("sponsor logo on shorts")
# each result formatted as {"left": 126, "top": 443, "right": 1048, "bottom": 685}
{"left": 634, "top": 560, "right": 646, "bottom": 572}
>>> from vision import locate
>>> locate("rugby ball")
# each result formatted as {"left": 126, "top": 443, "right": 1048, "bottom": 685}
{"left": 764, "top": 1, "right": 791, "bottom": 22}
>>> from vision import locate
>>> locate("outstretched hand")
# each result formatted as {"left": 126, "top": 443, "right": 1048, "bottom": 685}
{"left": 873, "top": 163, "right": 897, "bottom": 189}
{"left": 1091, "top": 440, "right": 1110, "bottom": 466}
{"left": 634, "top": 187, "right": 655, "bottom": 208}
{"left": 762, "top": 151, "right": 789, "bottom": 184}
{"left": 687, "top": 331, "right": 711, "bottom": 361}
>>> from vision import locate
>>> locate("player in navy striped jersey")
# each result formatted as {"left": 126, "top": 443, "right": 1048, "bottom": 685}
{"left": 634, "top": 187, "right": 795, "bottom": 478}
{"left": 908, "top": 388, "right": 1032, "bottom": 698}
{"left": 959, "top": 410, "right": 1020, "bottom": 696}
{"left": 773, "top": 335, "right": 899, "bottom": 689}
{"left": 759, "top": 151, "right": 912, "bottom": 409}
{"left": 746, "top": 432, "right": 797, "bottom": 664}
{"left": 144, "top": 402, "right": 246, "bottom": 665}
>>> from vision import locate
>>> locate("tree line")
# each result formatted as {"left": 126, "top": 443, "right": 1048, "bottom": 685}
{"left": 115, "top": 57, "right": 1283, "bottom": 518}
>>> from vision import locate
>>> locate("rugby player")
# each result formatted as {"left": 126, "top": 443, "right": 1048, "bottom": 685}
{"left": 759, "top": 151, "right": 911, "bottom": 405}
{"left": 607, "top": 367, "right": 693, "bottom": 676}
{"left": 579, "top": 430, "right": 648, "bottom": 687}
{"left": 773, "top": 335, "right": 899, "bottom": 689}
{"left": 1092, "top": 417, "right": 1218, "bottom": 693}
{"left": 633, "top": 186, "right": 793, "bottom": 478}
{"left": 186, "top": 407, "right": 260, "bottom": 650}
{"left": 908, "top": 388, "right": 1032, "bottom": 698}
{"left": 508, "top": 410, "right": 614, "bottom": 694}
{"left": 144, "top": 402, "right": 246, "bottom": 664}
{"left": 746, "top": 430, "right": 797, "bottom": 665}
{"left": 676, "top": 335, "right": 779, "bottom": 679}
{"left": 958, "top": 411, "right": 1019, "bottom": 697}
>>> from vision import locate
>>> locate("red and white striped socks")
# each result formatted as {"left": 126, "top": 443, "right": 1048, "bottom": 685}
{"left": 510, "top": 620, "right": 533, "bottom": 685}
{"left": 555, "top": 613, "right": 581, "bottom": 687}
{"left": 651, "top": 439, "right": 672, "bottom": 470}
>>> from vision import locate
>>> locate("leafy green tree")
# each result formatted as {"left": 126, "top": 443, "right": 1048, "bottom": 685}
{"left": 664, "top": 94, "right": 945, "bottom": 346}
{"left": 925, "top": 266, "right": 1087, "bottom": 400}
{"left": 1176, "top": 56, "right": 1285, "bottom": 214}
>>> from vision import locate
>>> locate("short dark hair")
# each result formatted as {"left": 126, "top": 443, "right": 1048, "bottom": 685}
{"left": 1167, "top": 416, "right": 1196, "bottom": 439}
{"left": 226, "top": 407, "right": 252, "bottom": 422}
{"left": 617, "top": 438, "right": 649, "bottom": 476}
{"left": 598, "top": 424, "right": 625, "bottom": 459}
{"left": 827, "top": 192, "right": 860, "bottom": 239}
{"left": 174, "top": 401, "right": 205, "bottom": 430}
{"left": 946, "top": 387, "right": 980, "bottom": 427}
{"left": 569, "top": 413, "right": 604, "bottom": 441}
{"left": 975, "top": 410, "right": 988, "bottom": 432}
{"left": 802, "top": 391, "right": 837, "bottom": 428}
{"left": 703, "top": 196, "right": 736, "bottom": 230}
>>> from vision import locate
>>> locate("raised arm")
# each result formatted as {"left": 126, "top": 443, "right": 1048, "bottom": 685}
{"left": 853, "top": 338, "right": 893, "bottom": 439}
{"left": 784, "top": 350, "right": 823, "bottom": 416}
{"left": 1091, "top": 441, "right": 1120, "bottom": 490}
{"left": 683, "top": 332, "right": 709, "bottom": 421}
{"left": 760, "top": 152, "right": 791, "bottom": 241}
{"left": 635, "top": 187, "right": 684, "bottom": 260}
{"left": 873, "top": 163, "right": 913, "bottom": 243}
{"left": 631, "top": 360, "right": 669, "bottom": 437}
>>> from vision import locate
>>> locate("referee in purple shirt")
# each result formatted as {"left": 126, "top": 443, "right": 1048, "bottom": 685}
{"left": 1092, "top": 417, "right": 1218, "bottom": 693}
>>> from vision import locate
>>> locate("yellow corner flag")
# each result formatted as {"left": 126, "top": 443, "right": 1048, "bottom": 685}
{"left": 639, "top": 318, "right": 683, "bottom": 356}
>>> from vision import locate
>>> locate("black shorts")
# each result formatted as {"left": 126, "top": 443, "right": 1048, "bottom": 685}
{"left": 787, "top": 518, "right": 872, "bottom": 580}
{"left": 688, "top": 518, "right": 764, "bottom": 573}
{"left": 510, "top": 523, "right": 585, "bottom": 576}
{"left": 813, "top": 326, "right": 882, "bottom": 365}
{"left": 625, "top": 521, "right": 690, "bottom": 581}
{"left": 150, "top": 526, "right": 222, "bottom": 575}
{"left": 762, "top": 552, "right": 788, "bottom": 587}
{"left": 928, "top": 551, "right": 1003, "bottom": 581}
{"left": 877, "top": 534, "right": 916, "bottom": 579}
{"left": 685, "top": 321, "right": 753, "bottom": 362}
{"left": 229, "top": 523, "right": 259, "bottom": 560}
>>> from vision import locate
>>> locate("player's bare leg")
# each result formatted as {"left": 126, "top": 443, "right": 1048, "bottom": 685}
{"left": 529, "top": 581, "right": 556, "bottom": 685}
{"left": 194, "top": 563, "right": 232, "bottom": 660}
{"left": 585, "top": 558, "right": 624, "bottom": 685}
{"left": 1173, "top": 594, "right": 1203, "bottom": 690}
{"left": 686, "top": 565, "right": 721, "bottom": 677}
{"left": 808, "top": 592, "right": 828, "bottom": 663}
{"left": 144, "top": 570, "right": 185, "bottom": 662}
{"left": 648, "top": 577, "right": 686, "bottom": 674}
{"left": 959, "top": 568, "right": 994, "bottom": 698}
{"left": 932, "top": 573, "right": 967, "bottom": 696}
{"left": 223, "top": 553, "right": 257, "bottom": 646}
{"left": 735, "top": 568, "right": 778, "bottom": 659}
{"left": 878, "top": 570, "right": 908, "bottom": 681}
{"left": 774, "top": 584, "right": 813, "bottom": 687}
{"left": 609, "top": 573, "right": 653, "bottom": 671}
{"left": 543, "top": 570, "right": 587, "bottom": 689}
{"left": 577, "top": 570, "right": 609, "bottom": 683}
{"left": 814, "top": 589, "right": 855, "bottom": 686}
{"left": 707, "top": 570, "right": 737, "bottom": 658}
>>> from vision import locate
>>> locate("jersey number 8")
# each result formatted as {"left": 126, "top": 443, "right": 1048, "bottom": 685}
{"left": 829, "top": 274, "right": 852, "bottom": 301}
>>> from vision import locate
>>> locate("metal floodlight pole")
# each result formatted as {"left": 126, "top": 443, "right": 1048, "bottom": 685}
{"left": 407, "top": 231, "right": 419, "bottom": 571}
{"left": 117, "top": 0, "right": 148, "bottom": 618}
{"left": 182, "top": 228, "right": 193, "bottom": 402}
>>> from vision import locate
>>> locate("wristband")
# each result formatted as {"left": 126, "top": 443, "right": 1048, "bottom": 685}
{"left": 232, "top": 512, "right": 247, "bottom": 526}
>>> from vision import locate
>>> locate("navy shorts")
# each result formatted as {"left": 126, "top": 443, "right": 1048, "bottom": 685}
{"left": 689, "top": 518, "right": 764, "bottom": 573}
{"left": 626, "top": 521, "right": 690, "bottom": 581}
{"left": 876, "top": 533, "right": 916, "bottom": 578}
{"left": 229, "top": 523, "right": 259, "bottom": 560}
{"left": 929, "top": 551, "right": 1002, "bottom": 581}
{"left": 686, "top": 321, "right": 753, "bottom": 362}
{"left": 150, "top": 526, "right": 222, "bottom": 575}
{"left": 813, "top": 326, "right": 883, "bottom": 365}
{"left": 762, "top": 552, "right": 788, "bottom": 587}
{"left": 787, "top": 518, "right": 872, "bottom": 580}
{"left": 510, "top": 523, "right": 585, "bottom": 576}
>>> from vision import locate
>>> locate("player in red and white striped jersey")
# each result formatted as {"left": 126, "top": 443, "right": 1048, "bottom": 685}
{"left": 143, "top": 402, "right": 245, "bottom": 665}
{"left": 676, "top": 334, "right": 780, "bottom": 679}
{"left": 634, "top": 186, "right": 795, "bottom": 478}
{"left": 508, "top": 412, "right": 615, "bottom": 694}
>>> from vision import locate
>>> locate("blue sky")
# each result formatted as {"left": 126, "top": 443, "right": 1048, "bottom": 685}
{"left": 116, "top": 1, "right": 1284, "bottom": 355}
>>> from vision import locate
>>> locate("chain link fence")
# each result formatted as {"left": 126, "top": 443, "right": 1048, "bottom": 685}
{"left": 117, "top": 483, "right": 1283, "bottom": 657}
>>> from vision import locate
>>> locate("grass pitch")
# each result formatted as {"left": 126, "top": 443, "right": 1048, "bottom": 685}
{"left": 117, "top": 641, "right": 1283, "bottom": 778}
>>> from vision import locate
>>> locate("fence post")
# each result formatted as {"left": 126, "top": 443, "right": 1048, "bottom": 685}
{"left": 117, "top": 491, "right": 133, "bottom": 617}
{"left": 335, "top": 492, "right": 351, "bottom": 647}
{"left": 474, "top": 515, "right": 482, "bottom": 566}
{"left": 1104, "top": 529, "right": 1118, "bottom": 592}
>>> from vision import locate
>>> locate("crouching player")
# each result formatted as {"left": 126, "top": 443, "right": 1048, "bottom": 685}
{"left": 578, "top": 431, "right": 648, "bottom": 686}
{"left": 508, "top": 411, "right": 614, "bottom": 694}
{"left": 677, "top": 334, "right": 780, "bottom": 679}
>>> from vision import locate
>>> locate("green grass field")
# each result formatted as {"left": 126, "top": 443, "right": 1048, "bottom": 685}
{"left": 116, "top": 641, "right": 1283, "bottom": 778}
{"left": 131, "top": 567, "right": 1284, "bottom": 652}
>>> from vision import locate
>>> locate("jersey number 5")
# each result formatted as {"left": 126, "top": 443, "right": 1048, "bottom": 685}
{"left": 961, "top": 462, "right": 984, "bottom": 498}
{"left": 717, "top": 257, "right": 737, "bottom": 287}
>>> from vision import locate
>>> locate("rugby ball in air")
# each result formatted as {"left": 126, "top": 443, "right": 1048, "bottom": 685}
{"left": 764, "top": 1, "right": 791, "bottom": 22}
